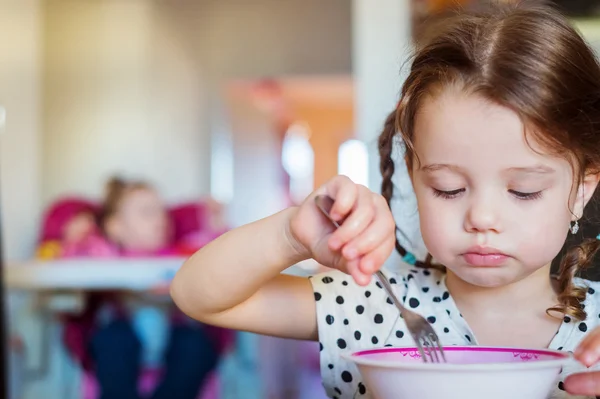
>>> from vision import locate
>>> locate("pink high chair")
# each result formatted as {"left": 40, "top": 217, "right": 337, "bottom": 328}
{"left": 37, "top": 197, "right": 234, "bottom": 399}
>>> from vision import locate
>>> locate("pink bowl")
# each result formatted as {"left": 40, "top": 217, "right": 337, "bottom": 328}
{"left": 342, "top": 346, "right": 572, "bottom": 399}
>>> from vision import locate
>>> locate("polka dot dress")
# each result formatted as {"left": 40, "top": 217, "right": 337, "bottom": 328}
{"left": 310, "top": 265, "right": 600, "bottom": 399}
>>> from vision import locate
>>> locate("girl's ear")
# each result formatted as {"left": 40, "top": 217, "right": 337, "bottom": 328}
{"left": 572, "top": 172, "right": 600, "bottom": 220}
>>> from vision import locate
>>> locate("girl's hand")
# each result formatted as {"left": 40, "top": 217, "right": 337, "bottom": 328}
{"left": 287, "top": 175, "right": 396, "bottom": 286}
{"left": 565, "top": 327, "right": 600, "bottom": 395}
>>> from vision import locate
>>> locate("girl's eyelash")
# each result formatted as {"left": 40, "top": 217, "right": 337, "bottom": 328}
{"left": 432, "top": 188, "right": 543, "bottom": 201}
{"left": 432, "top": 188, "right": 465, "bottom": 199}
{"left": 509, "top": 190, "right": 543, "bottom": 200}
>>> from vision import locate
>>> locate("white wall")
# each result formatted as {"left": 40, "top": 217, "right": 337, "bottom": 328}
{"left": 0, "top": 0, "right": 42, "bottom": 261}
{"left": 42, "top": 1, "right": 210, "bottom": 205}
{"left": 201, "top": 0, "right": 352, "bottom": 79}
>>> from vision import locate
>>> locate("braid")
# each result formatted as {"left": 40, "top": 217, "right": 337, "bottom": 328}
{"left": 379, "top": 110, "right": 397, "bottom": 216}
{"left": 378, "top": 109, "right": 441, "bottom": 270}
{"left": 547, "top": 238, "right": 600, "bottom": 320}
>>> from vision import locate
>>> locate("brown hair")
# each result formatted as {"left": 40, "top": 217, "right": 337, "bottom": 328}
{"left": 379, "top": 1, "right": 600, "bottom": 320}
{"left": 100, "top": 176, "right": 151, "bottom": 229}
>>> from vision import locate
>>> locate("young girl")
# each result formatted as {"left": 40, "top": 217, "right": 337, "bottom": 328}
{"left": 85, "top": 178, "right": 221, "bottom": 399}
{"left": 172, "top": 3, "right": 600, "bottom": 398}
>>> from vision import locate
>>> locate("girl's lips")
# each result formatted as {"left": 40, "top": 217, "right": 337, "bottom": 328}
{"left": 463, "top": 253, "right": 509, "bottom": 267}
{"left": 462, "top": 246, "right": 509, "bottom": 267}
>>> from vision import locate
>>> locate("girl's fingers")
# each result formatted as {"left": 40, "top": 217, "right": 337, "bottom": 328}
{"left": 326, "top": 176, "right": 357, "bottom": 222}
{"left": 565, "top": 371, "right": 600, "bottom": 396}
{"left": 341, "top": 199, "right": 395, "bottom": 259}
{"left": 358, "top": 237, "right": 396, "bottom": 275}
{"left": 574, "top": 327, "right": 600, "bottom": 367}
{"left": 345, "top": 258, "right": 371, "bottom": 287}
{"left": 328, "top": 186, "right": 374, "bottom": 250}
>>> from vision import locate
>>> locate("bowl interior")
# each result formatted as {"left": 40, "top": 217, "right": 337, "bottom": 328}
{"left": 350, "top": 346, "right": 570, "bottom": 366}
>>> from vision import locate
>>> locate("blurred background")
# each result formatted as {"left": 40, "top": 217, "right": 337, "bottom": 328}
{"left": 1, "top": 1, "right": 600, "bottom": 398}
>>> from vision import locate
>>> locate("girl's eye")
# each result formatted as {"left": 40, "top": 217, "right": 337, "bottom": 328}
{"left": 509, "top": 190, "right": 543, "bottom": 200}
{"left": 432, "top": 188, "right": 465, "bottom": 199}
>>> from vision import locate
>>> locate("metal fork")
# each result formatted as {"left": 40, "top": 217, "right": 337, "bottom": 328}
{"left": 314, "top": 194, "right": 446, "bottom": 363}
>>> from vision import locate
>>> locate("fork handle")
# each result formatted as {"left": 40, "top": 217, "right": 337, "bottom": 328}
{"left": 375, "top": 271, "right": 407, "bottom": 313}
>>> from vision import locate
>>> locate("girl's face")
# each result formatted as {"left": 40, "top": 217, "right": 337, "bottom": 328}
{"left": 108, "top": 188, "right": 169, "bottom": 252}
{"left": 410, "top": 88, "right": 598, "bottom": 288}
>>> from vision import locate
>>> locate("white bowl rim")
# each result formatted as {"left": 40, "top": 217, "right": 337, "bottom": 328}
{"left": 341, "top": 345, "right": 574, "bottom": 372}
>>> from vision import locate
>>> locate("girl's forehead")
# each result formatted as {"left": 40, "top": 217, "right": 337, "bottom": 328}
{"left": 412, "top": 91, "right": 572, "bottom": 174}
{"left": 121, "top": 188, "right": 161, "bottom": 207}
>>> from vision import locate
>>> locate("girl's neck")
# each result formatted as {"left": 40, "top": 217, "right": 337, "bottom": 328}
{"left": 445, "top": 263, "right": 557, "bottom": 314}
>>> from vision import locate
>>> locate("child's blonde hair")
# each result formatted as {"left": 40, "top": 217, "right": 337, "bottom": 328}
{"left": 378, "top": 1, "right": 600, "bottom": 320}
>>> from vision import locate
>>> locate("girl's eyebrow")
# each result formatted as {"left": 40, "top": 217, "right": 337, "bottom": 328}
{"left": 506, "top": 165, "right": 556, "bottom": 175}
{"left": 420, "top": 164, "right": 464, "bottom": 173}
{"left": 419, "top": 164, "right": 556, "bottom": 175}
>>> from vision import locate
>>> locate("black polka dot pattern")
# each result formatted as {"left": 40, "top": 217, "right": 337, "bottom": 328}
{"left": 409, "top": 298, "right": 420, "bottom": 308}
{"left": 341, "top": 371, "right": 353, "bottom": 383}
{"left": 358, "top": 383, "right": 367, "bottom": 395}
{"left": 309, "top": 269, "right": 563, "bottom": 398}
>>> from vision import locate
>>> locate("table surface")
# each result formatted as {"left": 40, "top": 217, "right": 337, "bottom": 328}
{"left": 4, "top": 257, "right": 320, "bottom": 291}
